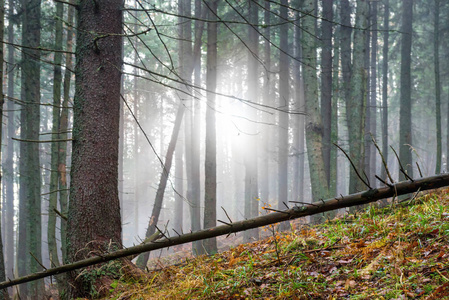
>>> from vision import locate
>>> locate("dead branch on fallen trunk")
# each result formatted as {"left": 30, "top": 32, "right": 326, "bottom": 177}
{"left": 2, "top": 173, "right": 449, "bottom": 290}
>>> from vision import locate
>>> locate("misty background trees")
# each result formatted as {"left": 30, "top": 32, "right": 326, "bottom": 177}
{"left": 0, "top": 0, "right": 448, "bottom": 297}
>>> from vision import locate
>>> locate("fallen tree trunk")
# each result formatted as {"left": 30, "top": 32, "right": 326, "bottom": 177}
{"left": 1, "top": 173, "right": 449, "bottom": 290}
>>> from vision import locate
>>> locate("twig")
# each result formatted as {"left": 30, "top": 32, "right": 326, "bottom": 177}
{"left": 263, "top": 207, "right": 290, "bottom": 214}
{"left": 30, "top": 252, "right": 47, "bottom": 271}
{"left": 371, "top": 135, "right": 394, "bottom": 184}
{"left": 290, "top": 201, "right": 319, "bottom": 207}
{"left": 390, "top": 146, "right": 414, "bottom": 181}
{"left": 12, "top": 137, "right": 73, "bottom": 143}
{"left": 53, "top": 208, "right": 68, "bottom": 221}
{"left": 416, "top": 162, "right": 423, "bottom": 178}
{"left": 221, "top": 206, "right": 233, "bottom": 223}
{"left": 375, "top": 175, "right": 393, "bottom": 188}
{"left": 217, "top": 220, "right": 232, "bottom": 227}
{"left": 334, "top": 143, "right": 372, "bottom": 189}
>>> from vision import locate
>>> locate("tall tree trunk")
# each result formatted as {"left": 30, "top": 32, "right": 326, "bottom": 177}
{"left": 399, "top": 0, "right": 413, "bottom": 179}
{"left": 59, "top": 0, "right": 75, "bottom": 265}
{"left": 136, "top": 106, "right": 185, "bottom": 268}
{"left": 174, "top": 140, "right": 184, "bottom": 233}
{"left": 19, "top": 0, "right": 43, "bottom": 296}
{"left": 381, "top": 0, "right": 389, "bottom": 181}
{"left": 369, "top": 1, "right": 378, "bottom": 184}
{"left": 302, "top": 0, "right": 330, "bottom": 223}
{"left": 66, "top": 0, "right": 123, "bottom": 296}
{"left": 260, "top": 0, "right": 271, "bottom": 208}
{"left": 203, "top": 0, "right": 218, "bottom": 254}
{"left": 4, "top": 0, "right": 15, "bottom": 287}
{"left": 48, "top": 0, "right": 64, "bottom": 272}
{"left": 434, "top": 0, "right": 441, "bottom": 174}
{"left": 0, "top": 1, "right": 8, "bottom": 298}
{"left": 293, "top": 2, "right": 305, "bottom": 203}
{"left": 320, "top": 0, "right": 333, "bottom": 186}
{"left": 244, "top": 0, "right": 259, "bottom": 243}
{"left": 278, "top": 0, "right": 290, "bottom": 230}
{"left": 347, "top": 0, "right": 368, "bottom": 194}
{"left": 330, "top": 27, "right": 340, "bottom": 196}
{"left": 189, "top": 0, "right": 203, "bottom": 255}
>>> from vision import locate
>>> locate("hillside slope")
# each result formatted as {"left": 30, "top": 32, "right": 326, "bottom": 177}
{"left": 105, "top": 189, "right": 449, "bottom": 299}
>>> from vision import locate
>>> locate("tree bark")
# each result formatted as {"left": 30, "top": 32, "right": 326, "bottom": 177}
{"left": 66, "top": 0, "right": 123, "bottom": 296}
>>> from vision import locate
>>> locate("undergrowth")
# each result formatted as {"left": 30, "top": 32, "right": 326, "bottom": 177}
{"left": 103, "top": 188, "right": 449, "bottom": 299}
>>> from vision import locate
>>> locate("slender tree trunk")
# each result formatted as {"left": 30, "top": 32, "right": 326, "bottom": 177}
{"left": 347, "top": 0, "right": 368, "bottom": 194}
{"left": 381, "top": 0, "right": 389, "bottom": 181}
{"left": 369, "top": 1, "right": 378, "bottom": 184}
{"left": 399, "top": 0, "right": 413, "bottom": 179}
{"left": 434, "top": 0, "right": 441, "bottom": 174}
{"left": 19, "top": 0, "right": 43, "bottom": 296}
{"left": 330, "top": 27, "right": 340, "bottom": 197}
{"left": 0, "top": 1, "right": 9, "bottom": 298}
{"left": 320, "top": 0, "right": 333, "bottom": 186}
{"left": 48, "top": 1, "right": 64, "bottom": 272}
{"left": 59, "top": 1, "right": 75, "bottom": 265}
{"left": 302, "top": 0, "right": 330, "bottom": 223}
{"left": 203, "top": 0, "right": 218, "bottom": 254}
{"left": 260, "top": 0, "right": 271, "bottom": 207}
{"left": 190, "top": 0, "right": 203, "bottom": 255}
{"left": 293, "top": 3, "right": 305, "bottom": 203}
{"left": 174, "top": 140, "right": 184, "bottom": 233}
{"left": 136, "top": 106, "right": 185, "bottom": 268}
{"left": 4, "top": 0, "right": 15, "bottom": 287}
{"left": 66, "top": 0, "right": 123, "bottom": 296}
{"left": 244, "top": 0, "right": 259, "bottom": 242}
{"left": 278, "top": 0, "right": 290, "bottom": 230}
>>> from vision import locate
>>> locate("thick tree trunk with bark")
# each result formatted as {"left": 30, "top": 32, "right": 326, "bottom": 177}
{"left": 399, "top": 0, "right": 413, "bottom": 179}
{"left": 66, "top": 0, "right": 123, "bottom": 297}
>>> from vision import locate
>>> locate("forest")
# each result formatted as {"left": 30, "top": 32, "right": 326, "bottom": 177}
{"left": 0, "top": 0, "right": 448, "bottom": 298}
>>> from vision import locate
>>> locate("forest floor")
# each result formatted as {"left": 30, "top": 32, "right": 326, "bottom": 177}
{"left": 103, "top": 189, "right": 449, "bottom": 299}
